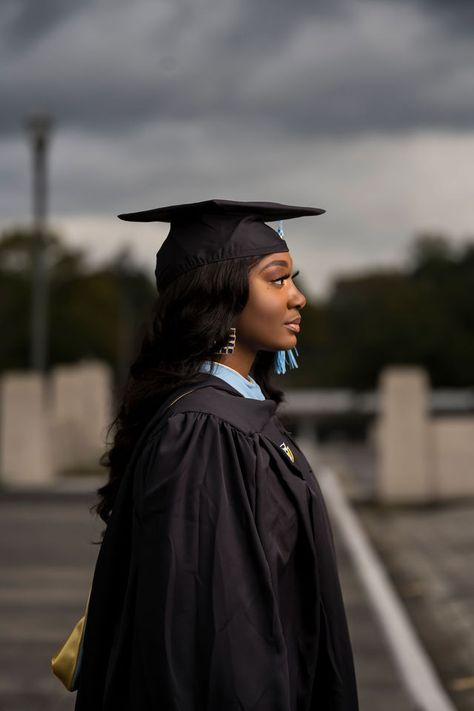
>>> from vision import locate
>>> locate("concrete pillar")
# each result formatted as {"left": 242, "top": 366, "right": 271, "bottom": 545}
{"left": 49, "top": 360, "right": 112, "bottom": 473}
{"left": 431, "top": 418, "right": 474, "bottom": 499}
{"left": 375, "top": 367, "right": 432, "bottom": 503}
{"left": 0, "top": 372, "right": 53, "bottom": 486}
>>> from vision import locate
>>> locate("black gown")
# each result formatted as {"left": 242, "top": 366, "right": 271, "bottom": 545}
{"left": 74, "top": 373, "right": 359, "bottom": 710}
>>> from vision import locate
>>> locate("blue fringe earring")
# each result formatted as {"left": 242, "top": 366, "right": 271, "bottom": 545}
{"left": 273, "top": 220, "right": 300, "bottom": 375}
{"left": 274, "top": 346, "right": 299, "bottom": 375}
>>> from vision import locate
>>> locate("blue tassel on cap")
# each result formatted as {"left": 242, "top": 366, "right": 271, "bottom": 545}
{"left": 274, "top": 346, "right": 299, "bottom": 375}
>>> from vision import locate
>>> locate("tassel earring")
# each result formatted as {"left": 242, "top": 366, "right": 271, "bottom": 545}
{"left": 213, "top": 327, "right": 236, "bottom": 355}
{"left": 274, "top": 346, "right": 299, "bottom": 375}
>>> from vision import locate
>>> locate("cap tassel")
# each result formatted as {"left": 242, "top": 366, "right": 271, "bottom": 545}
{"left": 274, "top": 346, "right": 299, "bottom": 375}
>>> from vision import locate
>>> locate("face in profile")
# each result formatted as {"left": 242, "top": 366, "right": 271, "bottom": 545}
{"left": 235, "top": 251, "right": 306, "bottom": 353}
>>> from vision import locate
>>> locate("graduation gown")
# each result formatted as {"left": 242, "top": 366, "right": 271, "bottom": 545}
{"left": 75, "top": 373, "right": 359, "bottom": 710}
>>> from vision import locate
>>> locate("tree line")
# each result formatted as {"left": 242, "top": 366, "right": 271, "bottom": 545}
{"left": 1, "top": 227, "right": 473, "bottom": 389}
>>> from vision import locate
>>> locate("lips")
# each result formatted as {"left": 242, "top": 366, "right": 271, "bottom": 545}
{"left": 284, "top": 315, "right": 301, "bottom": 333}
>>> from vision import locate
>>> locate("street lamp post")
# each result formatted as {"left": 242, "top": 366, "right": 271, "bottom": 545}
{"left": 26, "top": 113, "right": 53, "bottom": 373}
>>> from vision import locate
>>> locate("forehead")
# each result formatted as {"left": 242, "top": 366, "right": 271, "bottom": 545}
{"left": 256, "top": 251, "right": 293, "bottom": 272}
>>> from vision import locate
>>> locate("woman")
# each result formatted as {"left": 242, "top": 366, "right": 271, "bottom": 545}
{"left": 74, "top": 200, "right": 359, "bottom": 710}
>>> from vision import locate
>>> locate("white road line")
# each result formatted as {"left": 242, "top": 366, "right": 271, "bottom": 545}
{"left": 0, "top": 566, "right": 91, "bottom": 579}
{"left": 0, "top": 589, "right": 88, "bottom": 604}
{"left": 0, "top": 507, "right": 99, "bottom": 523}
{"left": 308, "top": 451, "right": 456, "bottom": 711}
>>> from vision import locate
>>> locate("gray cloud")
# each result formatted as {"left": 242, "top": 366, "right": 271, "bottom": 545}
{"left": 376, "top": 0, "right": 474, "bottom": 32}
{"left": 3, "top": 0, "right": 94, "bottom": 48}
{"left": 2, "top": 0, "right": 474, "bottom": 302}
{"left": 1, "top": 0, "right": 474, "bottom": 140}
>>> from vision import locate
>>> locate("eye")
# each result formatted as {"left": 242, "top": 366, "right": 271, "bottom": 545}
{"left": 271, "top": 270, "right": 300, "bottom": 286}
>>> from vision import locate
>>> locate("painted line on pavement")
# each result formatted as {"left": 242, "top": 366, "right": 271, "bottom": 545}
{"left": 301, "top": 438, "right": 456, "bottom": 711}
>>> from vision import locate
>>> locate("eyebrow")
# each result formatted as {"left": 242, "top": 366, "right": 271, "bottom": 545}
{"left": 260, "top": 259, "right": 291, "bottom": 272}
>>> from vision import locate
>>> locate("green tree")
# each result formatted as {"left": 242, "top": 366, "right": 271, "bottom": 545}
{"left": 292, "top": 233, "right": 474, "bottom": 388}
{"left": 2, "top": 226, "right": 473, "bottom": 390}
{"left": 0, "top": 227, "right": 155, "bottom": 382}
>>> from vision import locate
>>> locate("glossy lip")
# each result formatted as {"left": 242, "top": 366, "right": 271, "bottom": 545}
{"left": 284, "top": 315, "right": 301, "bottom": 333}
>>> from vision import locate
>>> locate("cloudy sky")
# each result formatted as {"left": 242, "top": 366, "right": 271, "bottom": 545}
{"left": 2, "top": 0, "right": 473, "bottom": 298}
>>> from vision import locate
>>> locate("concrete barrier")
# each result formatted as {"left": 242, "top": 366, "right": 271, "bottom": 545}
{"left": 431, "top": 418, "right": 474, "bottom": 499}
{"left": 0, "top": 360, "right": 112, "bottom": 487}
{"left": 374, "top": 367, "right": 474, "bottom": 503}
{"left": 0, "top": 372, "right": 53, "bottom": 486}
{"left": 375, "top": 367, "right": 432, "bottom": 503}
{"left": 49, "top": 360, "right": 112, "bottom": 473}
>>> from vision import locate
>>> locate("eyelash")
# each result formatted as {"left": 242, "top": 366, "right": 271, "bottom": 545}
{"left": 271, "top": 270, "right": 300, "bottom": 286}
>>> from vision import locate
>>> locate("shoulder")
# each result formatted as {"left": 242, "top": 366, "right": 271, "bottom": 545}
{"left": 163, "top": 382, "right": 277, "bottom": 436}
{"left": 134, "top": 403, "right": 261, "bottom": 506}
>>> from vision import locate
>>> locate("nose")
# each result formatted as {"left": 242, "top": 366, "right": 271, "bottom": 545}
{"left": 289, "top": 282, "right": 306, "bottom": 311}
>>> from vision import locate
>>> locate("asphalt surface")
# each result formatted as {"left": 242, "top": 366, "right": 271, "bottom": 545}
{"left": 358, "top": 500, "right": 474, "bottom": 711}
{"left": 0, "top": 484, "right": 416, "bottom": 710}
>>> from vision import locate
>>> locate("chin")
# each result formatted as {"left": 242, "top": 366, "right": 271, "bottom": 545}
{"left": 258, "top": 333, "right": 298, "bottom": 352}
{"left": 276, "top": 336, "right": 298, "bottom": 350}
{"left": 263, "top": 336, "right": 298, "bottom": 351}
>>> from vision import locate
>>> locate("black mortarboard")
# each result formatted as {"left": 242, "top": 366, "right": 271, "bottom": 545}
{"left": 118, "top": 199, "right": 325, "bottom": 291}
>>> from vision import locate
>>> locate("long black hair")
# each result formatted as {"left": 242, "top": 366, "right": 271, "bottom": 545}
{"left": 93, "top": 255, "right": 285, "bottom": 527}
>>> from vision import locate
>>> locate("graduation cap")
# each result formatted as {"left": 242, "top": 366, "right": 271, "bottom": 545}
{"left": 118, "top": 198, "right": 325, "bottom": 292}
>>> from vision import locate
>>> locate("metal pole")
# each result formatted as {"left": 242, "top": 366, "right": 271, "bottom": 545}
{"left": 27, "top": 113, "right": 53, "bottom": 373}
{"left": 115, "top": 247, "right": 134, "bottom": 391}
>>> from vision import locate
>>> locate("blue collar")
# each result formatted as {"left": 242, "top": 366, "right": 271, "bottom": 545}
{"left": 198, "top": 360, "right": 266, "bottom": 400}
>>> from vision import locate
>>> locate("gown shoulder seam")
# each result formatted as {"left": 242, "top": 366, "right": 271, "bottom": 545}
{"left": 148, "top": 408, "right": 262, "bottom": 444}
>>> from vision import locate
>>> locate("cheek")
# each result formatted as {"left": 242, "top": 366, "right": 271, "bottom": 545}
{"left": 245, "top": 282, "right": 285, "bottom": 323}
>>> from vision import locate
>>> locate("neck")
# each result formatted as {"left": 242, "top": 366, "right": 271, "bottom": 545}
{"left": 212, "top": 350, "right": 255, "bottom": 381}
